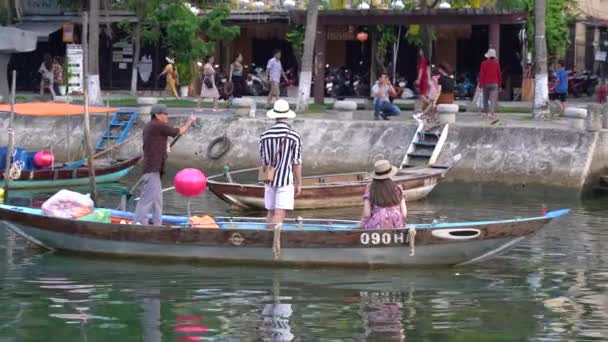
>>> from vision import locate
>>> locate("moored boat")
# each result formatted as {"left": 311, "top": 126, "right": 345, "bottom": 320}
{"left": 0, "top": 204, "right": 568, "bottom": 267}
{"left": 208, "top": 162, "right": 458, "bottom": 210}
{"left": 0, "top": 155, "right": 141, "bottom": 189}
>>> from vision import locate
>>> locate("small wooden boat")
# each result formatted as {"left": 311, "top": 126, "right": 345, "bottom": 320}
{"left": 0, "top": 155, "right": 141, "bottom": 189}
{"left": 0, "top": 204, "right": 568, "bottom": 267}
{"left": 208, "top": 154, "right": 461, "bottom": 210}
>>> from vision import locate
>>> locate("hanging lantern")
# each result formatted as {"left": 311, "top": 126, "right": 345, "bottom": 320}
{"left": 438, "top": 0, "right": 451, "bottom": 9}
{"left": 357, "top": 31, "right": 369, "bottom": 43}
{"left": 391, "top": 0, "right": 404, "bottom": 10}
{"left": 357, "top": 1, "right": 370, "bottom": 10}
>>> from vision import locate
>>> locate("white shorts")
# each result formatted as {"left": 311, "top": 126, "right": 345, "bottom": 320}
{"left": 264, "top": 185, "right": 294, "bottom": 210}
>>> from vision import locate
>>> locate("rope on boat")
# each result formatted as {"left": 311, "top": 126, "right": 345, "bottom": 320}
{"left": 406, "top": 227, "right": 416, "bottom": 256}
{"left": 272, "top": 223, "right": 282, "bottom": 261}
{"left": 8, "top": 161, "right": 23, "bottom": 180}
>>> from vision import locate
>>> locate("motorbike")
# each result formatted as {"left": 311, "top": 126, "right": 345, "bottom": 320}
{"left": 570, "top": 70, "right": 598, "bottom": 97}
{"left": 246, "top": 63, "right": 270, "bottom": 96}
{"left": 352, "top": 69, "right": 370, "bottom": 98}
{"left": 455, "top": 74, "right": 475, "bottom": 99}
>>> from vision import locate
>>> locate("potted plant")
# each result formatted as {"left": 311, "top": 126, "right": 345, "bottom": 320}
{"left": 177, "top": 61, "right": 192, "bottom": 97}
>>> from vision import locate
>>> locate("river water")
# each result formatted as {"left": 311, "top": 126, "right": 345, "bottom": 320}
{"left": 1, "top": 168, "right": 608, "bottom": 341}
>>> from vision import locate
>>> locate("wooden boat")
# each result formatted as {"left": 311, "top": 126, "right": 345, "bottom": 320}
{"left": 0, "top": 204, "right": 569, "bottom": 267}
{"left": 207, "top": 155, "right": 460, "bottom": 210}
{"left": 0, "top": 155, "right": 141, "bottom": 189}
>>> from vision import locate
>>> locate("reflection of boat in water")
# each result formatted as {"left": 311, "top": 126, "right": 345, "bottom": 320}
{"left": 0, "top": 203, "right": 569, "bottom": 267}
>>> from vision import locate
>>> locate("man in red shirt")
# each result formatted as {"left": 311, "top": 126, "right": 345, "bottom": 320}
{"left": 478, "top": 48, "right": 502, "bottom": 124}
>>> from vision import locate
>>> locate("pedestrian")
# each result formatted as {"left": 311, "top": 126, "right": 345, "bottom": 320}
{"left": 415, "top": 48, "right": 429, "bottom": 107}
{"left": 372, "top": 72, "right": 400, "bottom": 120}
{"left": 360, "top": 160, "right": 407, "bottom": 229}
{"left": 436, "top": 63, "right": 456, "bottom": 104}
{"left": 52, "top": 56, "right": 64, "bottom": 96}
{"left": 38, "top": 54, "right": 55, "bottom": 100}
{"left": 266, "top": 50, "right": 288, "bottom": 108}
{"left": 597, "top": 80, "right": 608, "bottom": 104}
{"left": 159, "top": 56, "right": 179, "bottom": 99}
{"left": 229, "top": 53, "right": 245, "bottom": 98}
{"left": 200, "top": 56, "right": 220, "bottom": 111}
{"left": 133, "top": 104, "right": 197, "bottom": 225}
{"left": 554, "top": 60, "right": 568, "bottom": 112}
{"left": 259, "top": 99, "right": 302, "bottom": 228}
{"left": 478, "top": 48, "right": 502, "bottom": 124}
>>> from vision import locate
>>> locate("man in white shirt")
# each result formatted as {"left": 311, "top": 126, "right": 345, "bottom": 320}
{"left": 266, "top": 50, "right": 288, "bottom": 107}
{"left": 372, "top": 73, "right": 400, "bottom": 120}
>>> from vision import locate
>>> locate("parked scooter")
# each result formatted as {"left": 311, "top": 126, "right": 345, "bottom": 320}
{"left": 455, "top": 74, "right": 475, "bottom": 99}
{"left": 246, "top": 63, "right": 270, "bottom": 96}
{"left": 570, "top": 70, "right": 598, "bottom": 97}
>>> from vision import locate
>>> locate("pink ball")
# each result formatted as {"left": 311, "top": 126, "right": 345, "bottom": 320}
{"left": 174, "top": 168, "right": 207, "bottom": 197}
{"left": 33, "top": 150, "right": 54, "bottom": 168}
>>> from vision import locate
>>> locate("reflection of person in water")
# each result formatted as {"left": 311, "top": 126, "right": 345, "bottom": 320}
{"left": 262, "top": 302, "right": 294, "bottom": 342}
{"left": 361, "top": 292, "right": 406, "bottom": 341}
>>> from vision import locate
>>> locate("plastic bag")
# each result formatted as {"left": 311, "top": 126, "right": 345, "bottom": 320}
{"left": 77, "top": 209, "right": 111, "bottom": 223}
{"left": 41, "top": 189, "right": 94, "bottom": 219}
{"left": 472, "top": 87, "right": 483, "bottom": 110}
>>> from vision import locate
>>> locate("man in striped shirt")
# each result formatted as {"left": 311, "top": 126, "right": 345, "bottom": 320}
{"left": 259, "top": 99, "right": 302, "bottom": 227}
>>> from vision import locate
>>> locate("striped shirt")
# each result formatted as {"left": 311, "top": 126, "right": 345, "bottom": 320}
{"left": 259, "top": 122, "right": 302, "bottom": 187}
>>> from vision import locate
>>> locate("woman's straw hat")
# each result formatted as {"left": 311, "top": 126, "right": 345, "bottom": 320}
{"left": 371, "top": 160, "right": 398, "bottom": 180}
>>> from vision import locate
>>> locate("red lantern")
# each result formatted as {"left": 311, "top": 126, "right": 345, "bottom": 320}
{"left": 33, "top": 150, "right": 54, "bottom": 168}
{"left": 357, "top": 31, "right": 368, "bottom": 43}
{"left": 174, "top": 168, "right": 207, "bottom": 197}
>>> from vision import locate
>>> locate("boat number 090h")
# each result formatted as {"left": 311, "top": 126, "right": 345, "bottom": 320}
{"left": 360, "top": 232, "right": 406, "bottom": 245}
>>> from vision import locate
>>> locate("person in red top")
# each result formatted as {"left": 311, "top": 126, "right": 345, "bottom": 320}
{"left": 415, "top": 49, "right": 429, "bottom": 99}
{"left": 478, "top": 48, "right": 502, "bottom": 124}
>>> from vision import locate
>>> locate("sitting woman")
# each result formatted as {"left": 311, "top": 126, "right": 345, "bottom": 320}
{"left": 360, "top": 160, "right": 407, "bottom": 229}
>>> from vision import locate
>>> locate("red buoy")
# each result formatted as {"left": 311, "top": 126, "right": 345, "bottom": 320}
{"left": 174, "top": 168, "right": 207, "bottom": 197}
{"left": 33, "top": 150, "right": 54, "bottom": 168}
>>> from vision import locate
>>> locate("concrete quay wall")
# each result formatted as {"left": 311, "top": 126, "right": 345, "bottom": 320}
{"left": 0, "top": 114, "right": 604, "bottom": 191}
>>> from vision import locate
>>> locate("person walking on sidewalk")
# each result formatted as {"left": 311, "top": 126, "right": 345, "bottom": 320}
{"left": 38, "top": 54, "right": 55, "bottom": 100}
{"left": 229, "top": 53, "right": 245, "bottom": 99}
{"left": 159, "top": 57, "right": 179, "bottom": 99}
{"left": 200, "top": 56, "right": 220, "bottom": 111}
{"left": 133, "top": 104, "right": 197, "bottom": 225}
{"left": 415, "top": 49, "right": 430, "bottom": 108}
{"left": 554, "top": 60, "right": 568, "bottom": 113}
{"left": 478, "top": 48, "right": 502, "bottom": 124}
{"left": 266, "top": 50, "right": 288, "bottom": 108}
{"left": 259, "top": 99, "right": 302, "bottom": 228}
{"left": 372, "top": 73, "right": 400, "bottom": 120}
{"left": 52, "top": 56, "right": 64, "bottom": 97}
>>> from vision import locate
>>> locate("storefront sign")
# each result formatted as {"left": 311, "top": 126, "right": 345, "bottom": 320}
{"left": 22, "top": 0, "right": 62, "bottom": 15}
{"left": 66, "top": 44, "right": 83, "bottom": 94}
{"left": 327, "top": 26, "right": 356, "bottom": 41}
{"left": 62, "top": 23, "right": 74, "bottom": 43}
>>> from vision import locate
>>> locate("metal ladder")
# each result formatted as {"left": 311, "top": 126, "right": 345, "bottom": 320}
{"left": 95, "top": 111, "right": 138, "bottom": 152}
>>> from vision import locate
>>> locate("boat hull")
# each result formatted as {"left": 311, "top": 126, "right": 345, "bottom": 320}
{"left": 5, "top": 222, "right": 524, "bottom": 266}
{"left": 0, "top": 205, "right": 565, "bottom": 267}
{"left": 208, "top": 168, "right": 445, "bottom": 210}
{"left": 0, "top": 167, "right": 134, "bottom": 189}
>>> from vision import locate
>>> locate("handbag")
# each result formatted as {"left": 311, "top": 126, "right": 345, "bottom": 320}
{"left": 472, "top": 87, "right": 483, "bottom": 110}
{"left": 204, "top": 77, "right": 213, "bottom": 89}
{"left": 258, "top": 137, "right": 286, "bottom": 183}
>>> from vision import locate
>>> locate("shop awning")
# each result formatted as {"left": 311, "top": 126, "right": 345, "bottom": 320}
{"left": 14, "top": 22, "right": 63, "bottom": 42}
{"left": 0, "top": 103, "right": 117, "bottom": 116}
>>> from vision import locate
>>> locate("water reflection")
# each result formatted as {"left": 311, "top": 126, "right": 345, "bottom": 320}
{"left": 1, "top": 180, "right": 608, "bottom": 340}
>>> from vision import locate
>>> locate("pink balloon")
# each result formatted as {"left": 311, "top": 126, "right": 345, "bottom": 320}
{"left": 33, "top": 150, "right": 54, "bottom": 168}
{"left": 174, "top": 168, "right": 207, "bottom": 197}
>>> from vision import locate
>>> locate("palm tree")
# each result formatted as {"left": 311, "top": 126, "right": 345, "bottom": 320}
{"left": 295, "top": 0, "right": 320, "bottom": 112}
{"left": 533, "top": 0, "right": 549, "bottom": 119}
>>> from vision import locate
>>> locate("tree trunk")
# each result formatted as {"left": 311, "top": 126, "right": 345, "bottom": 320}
{"left": 533, "top": 0, "right": 549, "bottom": 119}
{"left": 88, "top": 0, "right": 102, "bottom": 105}
{"left": 295, "top": 0, "right": 320, "bottom": 112}
{"left": 130, "top": 19, "right": 142, "bottom": 96}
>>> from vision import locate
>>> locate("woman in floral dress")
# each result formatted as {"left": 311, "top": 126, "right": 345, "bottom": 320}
{"left": 360, "top": 160, "right": 407, "bottom": 229}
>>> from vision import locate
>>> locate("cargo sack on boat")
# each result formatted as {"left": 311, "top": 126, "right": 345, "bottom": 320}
{"left": 189, "top": 215, "right": 219, "bottom": 229}
{"left": 41, "top": 189, "right": 94, "bottom": 219}
{"left": 77, "top": 209, "right": 111, "bottom": 223}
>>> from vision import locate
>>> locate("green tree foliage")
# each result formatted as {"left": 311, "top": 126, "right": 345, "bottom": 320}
{"left": 199, "top": 3, "right": 240, "bottom": 55}
{"left": 286, "top": 25, "right": 305, "bottom": 68}
{"left": 521, "top": 0, "right": 574, "bottom": 59}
